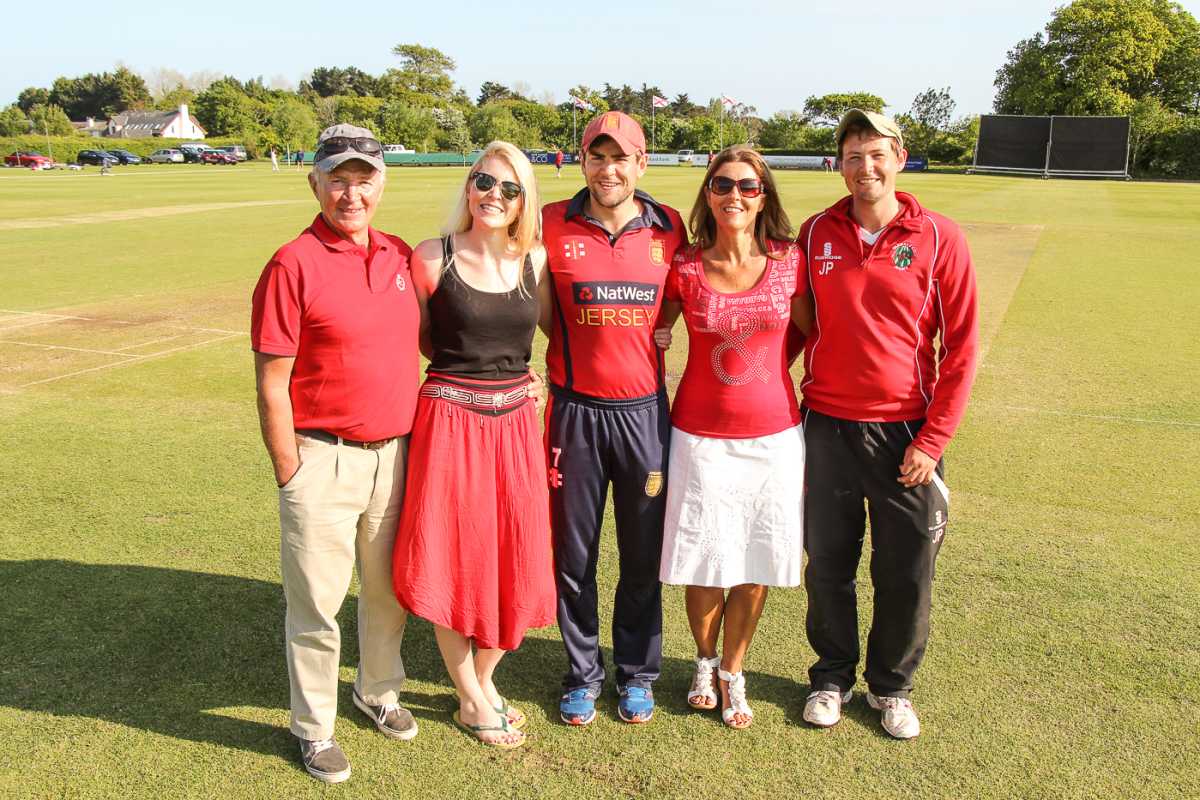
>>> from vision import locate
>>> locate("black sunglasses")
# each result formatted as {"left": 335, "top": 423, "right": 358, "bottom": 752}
{"left": 707, "top": 176, "right": 765, "bottom": 198}
{"left": 470, "top": 171, "right": 523, "bottom": 201}
{"left": 314, "top": 136, "right": 383, "bottom": 160}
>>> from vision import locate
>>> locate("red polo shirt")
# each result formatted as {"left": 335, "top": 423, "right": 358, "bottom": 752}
{"left": 796, "top": 192, "right": 978, "bottom": 460}
{"left": 543, "top": 189, "right": 686, "bottom": 399}
{"left": 251, "top": 214, "right": 419, "bottom": 441}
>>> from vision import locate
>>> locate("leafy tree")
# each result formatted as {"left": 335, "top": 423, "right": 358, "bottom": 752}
{"left": 379, "top": 102, "right": 437, "bottom": 151}
{"left": 758, "top": 111, "right": 809, "bottom": 149}
{"left": 469, "top": 104, "right": 524, "bottom": 148}
{"left": 194, "top": 78, "right": 267, "bottom": 136}
{"left": 803, "top": 92, "right": 886, "bottom": 126}
{"left": 993, "top": 0, "right": 1200, "bottom": 115}
{"left": 477, "top": 82, "right": 516, "bottom": 105}
{"left": 26, "top": 104, "right": 73, "bottom": 136}
{"left": 333, "top": 95, "right": 385, "bottom": 130}
{"left": 389, "top": 44, "right": 457, "bottom": 101}
{"left": 899, "top": 87, "right": 956, "bottom": 156}
{"left": 0, "top": 105, "right": 29, "bottom": 136}
{"left": 1128, "top": 96, "right": 1180, "bottom": 167}
{"left": 270, "top": 98, "right": 319, "bottom": 153}
{"left": 17, "top": 87, "right": 51, "bottom": 113}
{"left": 48, "top": 66, "right": 151, "bottom": 119}
{"left": 302, "top": 67, "right": 379, "bottom": 98}
{"left": 669, "top": 93, "right": 704, "bottom": 118}
{"left": 432, "top": 107, "right": 472, "bottom": 151}
{"left": 154, "top": 85, "right": 196, "bottom": 111}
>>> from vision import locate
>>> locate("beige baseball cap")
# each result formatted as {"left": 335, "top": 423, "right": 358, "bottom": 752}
{"left": 835, "top": 109, "right": 904, "bottom": 151}
{"left": 313, "top": 123, "right": 385, "bottom": 173}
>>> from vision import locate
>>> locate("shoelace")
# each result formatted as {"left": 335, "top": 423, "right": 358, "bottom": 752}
{"left": 878, "top": 696, "right": 913, "bottom": 713}
{"left": 308, "top": 738, "right": 334, "bottom": 756}
{"left": 376, "top": 703, "right": 401, "bottom": 724}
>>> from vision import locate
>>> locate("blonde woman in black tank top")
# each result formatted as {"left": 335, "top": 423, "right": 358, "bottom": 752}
{"left": 392, "top": 142, "right": 553, "bottom": 749}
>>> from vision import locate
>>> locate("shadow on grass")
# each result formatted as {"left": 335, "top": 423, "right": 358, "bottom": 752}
{"left": 0, "top": 560, "right": 817, "bottom": 759}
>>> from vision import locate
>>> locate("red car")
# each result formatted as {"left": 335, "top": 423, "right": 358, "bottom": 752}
{"left": 200, "top": 150, "right": 238, "bottom": 165}
{"left": 5, "top": 151, "right": 53, "bottom": 168}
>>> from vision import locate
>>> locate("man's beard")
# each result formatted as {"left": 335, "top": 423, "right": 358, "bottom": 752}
{"left": 589, "top": 185, "right": 634, "bottom": 209}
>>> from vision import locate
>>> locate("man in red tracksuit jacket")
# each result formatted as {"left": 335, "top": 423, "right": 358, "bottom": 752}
{"left": 796, "top": 110, "right": 978, "bottom": 740}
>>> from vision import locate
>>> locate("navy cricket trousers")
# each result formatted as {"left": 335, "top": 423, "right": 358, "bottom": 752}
{"left": 546, "top": 385, "right": 670, "bottom": 692}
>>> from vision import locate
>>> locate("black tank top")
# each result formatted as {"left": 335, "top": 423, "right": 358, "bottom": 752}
{"left": 427, "top": 236, "right": 538, "bottom": 379}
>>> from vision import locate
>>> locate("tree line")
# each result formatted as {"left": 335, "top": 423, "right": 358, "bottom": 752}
{"left": 4, "top": 1, "right": 1199, "bottom": 175}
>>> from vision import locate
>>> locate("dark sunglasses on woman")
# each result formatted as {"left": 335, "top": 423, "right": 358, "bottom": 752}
{"left": 707, "top": 176, "right": 765, "bottom": 198}
{"left": 314, "top": 136, "right": 383, "bottom": 160}
{"left": 471, "top": 171, "right": 524, "bottom": 201}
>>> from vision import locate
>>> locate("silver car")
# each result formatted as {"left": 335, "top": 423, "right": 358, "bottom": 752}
{"left": 149, "top": 148, "right": 184, "bottom": 164}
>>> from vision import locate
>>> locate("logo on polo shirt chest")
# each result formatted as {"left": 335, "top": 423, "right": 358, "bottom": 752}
{"left": 563, "top": 240, "right": 587, "bottom": 260}
{"left": 818, "top": 241, "right": 844, "bottom": 276}
{"left": 395, "top": 273, "right": 406, "bottom": 291}
{"left": 892, "top": 243, "right": 915, "bottom": 270}
{"left": 571, "top": 280, "right": 659, "bottom": 327}
{"left": 649, "top": 240, "right": 665, "bottom": 265}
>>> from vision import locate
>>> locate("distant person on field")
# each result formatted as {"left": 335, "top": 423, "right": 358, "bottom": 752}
{"left": 554, "top": 148, "right": 564, "bottom": 177}
{"left": 652, "top": 145, "right": 813, "bottom": 730}
{"left": 250, "top": 124, "right": 420, "bottom": 784}
{"left": 392, "top": 141, "right": 554, "bottom": 750}
{"left": 796, "top": 110, "right": 978, "bottom": 740}
{"left": 294, "top": 150, "right": 303, "bottom": 170}
{"left": 270, "top": 148, "right": 280, "bottom": 172}
{"left": 541, "top": 111, "right": 686, "bottom": 727}
{"left": 821, "top": 156, "right": 833, "bottom": 172}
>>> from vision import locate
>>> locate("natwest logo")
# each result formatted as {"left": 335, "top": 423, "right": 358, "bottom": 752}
{"left": 572, "top": 281, "right": 659, "bottom": 306}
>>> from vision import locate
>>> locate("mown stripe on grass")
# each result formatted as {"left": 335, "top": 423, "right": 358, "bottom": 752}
{"left": 0, "top": 200, "right": 308, "bottom": 230}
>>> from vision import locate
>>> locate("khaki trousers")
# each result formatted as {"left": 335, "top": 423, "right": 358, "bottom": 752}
{"left": 278, "top": 433, "right": 409, "bottom": 740}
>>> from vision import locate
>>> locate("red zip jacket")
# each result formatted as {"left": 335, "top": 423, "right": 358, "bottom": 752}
{"left": 796, "top": 192, "right": 978, "bottom": 460}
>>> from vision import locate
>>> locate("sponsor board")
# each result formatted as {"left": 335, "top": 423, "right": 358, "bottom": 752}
{"left": 763, "top": 155, "right": 834, "bottom": 170}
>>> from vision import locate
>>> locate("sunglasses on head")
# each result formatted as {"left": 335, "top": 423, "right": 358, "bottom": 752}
{"left": 707, "top": 176, "right": 765, "bottom": 198}
{"left": 314, "top": 136, "right": 382, "bottom": 160}
{"left": 470, "top": 171, "right": 523, "bottom": 201}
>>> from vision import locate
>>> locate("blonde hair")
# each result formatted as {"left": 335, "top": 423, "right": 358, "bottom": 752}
{"left": 688, "top": 145, "right": 792, "bottom": 258}
{"left": 442, "top": 141, "right": 541, "bottom": 257}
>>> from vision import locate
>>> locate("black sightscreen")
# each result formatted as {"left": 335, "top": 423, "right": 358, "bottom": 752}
{"left": 1048, "top": 116, "right": 1129, "bottom": 173}
{"left": 976, "top": 115, "right": 1051, "bottom": 171}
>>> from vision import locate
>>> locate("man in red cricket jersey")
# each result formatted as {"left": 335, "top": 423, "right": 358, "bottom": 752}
{"left": 251, "top": 124, "right": 420, "bottom": 783}
{"left": 796, "top": 110, "right": 978, "bottom": 739}
{"left": 539, "top": 111, "right": 686, "bottom": 726}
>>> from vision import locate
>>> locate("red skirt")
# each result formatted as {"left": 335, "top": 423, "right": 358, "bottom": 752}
{"left": 392, "top": 374, "right": 556, "bottom": 650}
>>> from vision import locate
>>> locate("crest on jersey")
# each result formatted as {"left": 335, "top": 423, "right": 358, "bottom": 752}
{"left": 395, "top": 273, "right": 406, "bottom": 291}
{"left": 564, "top": 240, "right": 587, "bottom": 259}
{"left": 649, "top": 240, "right": 665, "bottom": 265}
{"left": 892, "top": 243, "right": 915, "bottom": 270}
{"left": 645, "top": 471, "right": 663, "bottom": 497}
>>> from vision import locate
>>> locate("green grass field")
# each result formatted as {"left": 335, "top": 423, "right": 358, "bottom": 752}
{"left": 1, "top": 162, "right": 1197, "bottom": 800}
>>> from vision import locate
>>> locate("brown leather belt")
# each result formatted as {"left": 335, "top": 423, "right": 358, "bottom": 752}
{"left": 296, "top": 429, "right": 396, "bottom": 450}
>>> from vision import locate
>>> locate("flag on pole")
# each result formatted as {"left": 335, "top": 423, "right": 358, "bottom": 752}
{"left": 571, "top": 95, "right": 594, "bottom": 111}
{"left": 721, "top": 95, "right": 739, "bottom": 108}
{"left": 652, "top": 95, "right": 669, "bottom": 109}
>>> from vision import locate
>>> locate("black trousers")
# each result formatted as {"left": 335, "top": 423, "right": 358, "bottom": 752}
{"left": 547, "top": 386, "right": 670, "bottom": 692}
{"left": 803, "top": 409, "right": 949, "bottom": 699}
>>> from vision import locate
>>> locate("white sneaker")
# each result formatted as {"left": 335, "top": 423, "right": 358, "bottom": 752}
{"left": 802, "top": 689, "right": 852, "bottom": 727}
{"left": 866, "top": 692, "right": 921, "bottom": 739}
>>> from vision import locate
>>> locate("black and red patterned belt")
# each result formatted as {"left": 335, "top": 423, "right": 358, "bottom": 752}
{"left": 420, "top": 373, "right": 529, "bottom": 416}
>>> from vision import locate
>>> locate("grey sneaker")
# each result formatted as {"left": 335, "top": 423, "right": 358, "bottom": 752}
{"left": 866, "top": 692, "right": 921, "bottom": 739}
{"left": 352, "top": 689, "right": 418, "bottom": 740}
{"left": 299, "top": 736, "right": 351, "bottom": 783}
{"left": 802, "top": 689, "right": 852, "bottom": 727}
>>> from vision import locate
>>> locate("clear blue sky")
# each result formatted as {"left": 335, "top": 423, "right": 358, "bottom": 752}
{"left": 6, "top": 0, "right": 1198, "bottom": 118}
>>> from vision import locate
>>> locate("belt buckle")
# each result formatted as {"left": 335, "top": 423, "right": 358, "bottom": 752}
{"left": 492, "top": 391, "right": 503, "bottom": 409}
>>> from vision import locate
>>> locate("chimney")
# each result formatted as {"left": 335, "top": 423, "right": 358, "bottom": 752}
{"left": 180, "top": 103, "right": 189, "bottom": 120}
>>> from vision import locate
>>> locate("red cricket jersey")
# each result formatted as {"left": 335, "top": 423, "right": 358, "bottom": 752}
{"left": 250, "top": 214, "right": 420, "bottom": 441}
{"left": 666, "top": 242, "right": 802, "bottom": 438}
{"left": 796, "top": 192, "right": 978, "bottom": 460}
{"left": 543, "top": 189, "right": 686, "bottom": 399}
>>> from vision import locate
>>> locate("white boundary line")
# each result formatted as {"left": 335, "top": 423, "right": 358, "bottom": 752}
{"left": 17, "top": 333, "right": 243, "bottom": 388}
{"left": 113, "top": 333, "right": 190, "bottom": 351}
{"left": 997, "top": 404, "right": 1200, "bottom": 429}
{"left": 0, "top": 340, "right": 139, "bottom": 356}
{"left": 0, "top": 309, "right": 242, "bottom": 336}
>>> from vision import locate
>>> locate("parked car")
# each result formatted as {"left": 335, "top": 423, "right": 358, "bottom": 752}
{"left": 148, "top": 148, "right": 184, "bottom": 163}
{"left": 179, "top": 143, "right": 213, "bottom": 163}
{"left": 77, "top": 150, "right": 119, "bottom": 167}
{"left": 105, "top": 149, "right": 142, "bottom": 165}
{"left": 677, "top": 149, "right": 695, "bottom": 164}
{"left": 218, "top": 145, "right": 247, "bottom": 161}
{"left": 5, "top": 151, "right": 53, "bottom": 168}
{"left": 201, "top": 149, "right": 238, "bottom": 165}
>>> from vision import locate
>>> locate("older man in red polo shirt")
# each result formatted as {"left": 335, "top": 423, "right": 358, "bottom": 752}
{"left": 251, "top": 124, "right": 419, "bottom": 783}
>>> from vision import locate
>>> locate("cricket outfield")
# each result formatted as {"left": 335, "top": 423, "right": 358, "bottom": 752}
{"left": 0, "top": 162, "right": 1197, "bottom": 799}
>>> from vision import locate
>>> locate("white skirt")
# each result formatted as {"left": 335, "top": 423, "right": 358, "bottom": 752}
{"left": 660, "top": 425, "right": 804, "bottom": 588}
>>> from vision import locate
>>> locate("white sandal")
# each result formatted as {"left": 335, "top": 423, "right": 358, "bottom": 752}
{"left": 718, "top": 668, "right": 754, "bottom": 729}
{"left": 687, "top": 655, "right": 720, "bottom": 710}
